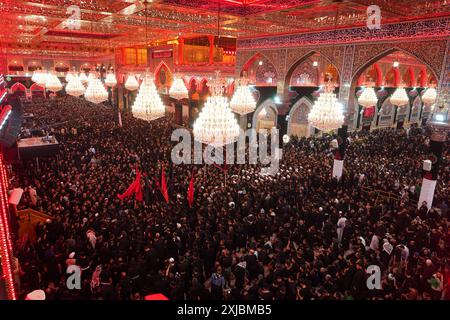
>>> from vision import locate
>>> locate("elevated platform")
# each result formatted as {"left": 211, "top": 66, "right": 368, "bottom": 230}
{"left": 17, "top": 136, "right": 59, "bottom": 160}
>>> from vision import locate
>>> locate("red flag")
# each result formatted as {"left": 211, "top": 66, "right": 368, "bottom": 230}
{"left": 117, "top": 169, "right": 143, "bottom": 201}
{"left": 188, "top": 170, "right": 194, "bottom": 208}
{"left": 161, "top": 166, "right": 169, "bottom": 203}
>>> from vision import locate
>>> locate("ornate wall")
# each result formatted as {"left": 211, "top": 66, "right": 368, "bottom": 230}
{"left": 236, "top": 18, "right": 450, "bottom": 119}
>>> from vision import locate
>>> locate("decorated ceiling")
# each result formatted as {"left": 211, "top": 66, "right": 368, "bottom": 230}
{"left": 0, "top": 0, "right": 449, "bottom": 57}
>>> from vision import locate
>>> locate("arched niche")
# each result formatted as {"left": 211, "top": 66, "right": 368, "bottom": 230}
{"left": 154, "top": 62, "right": 173, "bottom": 91}
{"left": 252, "top": 99, "right": 278, "bottom": 133}
{"left": 350, "top": 48, "right": 439, "bottom": 129}
{"left": 285, "top": 52, "right": 340, "bottom": 87}
{"left": 287, "top": 97, "right": 314, "bottom": 137}
{"left": 199, "top": 78, "right": 209, "bottom": 97}
{"left": 241, "top": 53, "right": 278, "bottom": 86}
{"left": 409, "top": 96, "right": 422, "bottom": 123}
{"left": 378, "top": 98, "right": 396, "bottom": 128}
{"left": 8, "top": 61, "right": 24, "bottom": 74}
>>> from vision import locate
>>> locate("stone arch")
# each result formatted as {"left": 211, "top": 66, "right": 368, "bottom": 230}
{"left": 352, "top": 47, "right": 439, "bottom": 83}
{"left": 252, "top": 98, "right": 278, "bottom": 133}
{"left": 240, "top": 52, "right": 279, "bottom": 79}
{"left": 284, "top": 51, "right": 341, "bottom": 99}
{"left": 10, "top": 82, "right": 27, "bottom": 92}
{"left": 349, "top": 47, "right": 440, "bottom": 117}
{"left": 287, "top": 97, "right": 314, "bottom": 137}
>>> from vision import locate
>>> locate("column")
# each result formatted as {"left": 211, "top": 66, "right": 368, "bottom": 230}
{"left": 418, "top": 132, "right": 446, "bottom": 209}
{"left": 208, "top": 36, "right": 215, "bottom": 65}
{"left": 178, "top": 37, "right": 184, "bottom": 66}
{"left": 338, "top": 45, "right": 356, "bottom": 129}
{"left": 435, "top": 39, "right": 449, "bottom": 121}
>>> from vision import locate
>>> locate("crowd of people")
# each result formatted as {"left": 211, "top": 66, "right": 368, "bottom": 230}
{"left": 8, "top": 95, "right": 450, "bottom": 300}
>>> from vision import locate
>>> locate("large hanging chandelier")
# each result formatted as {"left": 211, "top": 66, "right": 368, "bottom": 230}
{"left": 35, "top": 69, "right": 49, "bottom": 87}
{"left": 308, "top": 81, "right": 344, "bottom": 132}
{"left": 45, "top": 71, "right": 63, "bottom": 92}
{"left": 358, "top": 86, "right": 378, "bottom": 108}
{"left": 84, "top": 72, "right": 108, "bottom": 104}
{"left": 230, "top": 78, "right": 257, "bottom": 115}
{"left": 169, "top": 75, "right": 188, "bottom": 100}
{"left": 390, "top": 87, "right": 409, "bottom": 106}
{"left": 125, "top": 74, "right": 139, "bottom": 91}
{"left": 132, "top": 72, "right": 165, "bottom": 121}
{"left": 65, "top": 71, "right": 76, "bottom": 83}
{"left": 421, "top": 87, "right": 437, "bottom": 105}
{"left": 31, "top": 69, "right": 41, "bottom": 83}
{"left": 65, "top": 74, "right": 86, "bottom": 97}
{"left": 79, "top": 72, "right": 88, "bottom": 85}
{"left": 105, "top": 71, "right": 117, "bottom": 87}
{"left": 193, "top": 71, "right": 240, "bottom": 147}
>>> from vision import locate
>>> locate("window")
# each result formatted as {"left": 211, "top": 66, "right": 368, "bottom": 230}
{"left": 124, "top": 48, "right": 136, "bottom": 65}
{"left": 137, "top": 48, "right": 147, "bottom": 65}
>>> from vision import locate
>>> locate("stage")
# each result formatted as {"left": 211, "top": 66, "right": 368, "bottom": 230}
{"left": 17, "top": 136, "right": 60, "bottom": 160}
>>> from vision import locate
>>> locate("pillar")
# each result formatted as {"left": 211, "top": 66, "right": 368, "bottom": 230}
{"left": 418, "top": 132, "right": 446, "bottom": 209}
{"left": 208, "top": 36, "right": 215, "bottom": 65}
{"left": 178, "top": 37, "right": 184, "bottom": 65}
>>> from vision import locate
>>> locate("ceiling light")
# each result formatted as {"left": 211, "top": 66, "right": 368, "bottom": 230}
{"left": 421, "top": 87, "right": 437, "bottom": 105}
{"left": 230, "top": 78, "right": 256, "bottom": 115}
{"left": 358, "top": 87, "right": 378, "bottom": 107}
{"left": 308, "top": 81, "right": 344, "bottom": 132}
{"left": 132, "top": 72, "right": 166, "bottom": 122}
{"left": 125, "top": 74, "right": 139, "bottom": 91}
{"left": 169, "top": 75, "right": 188, "bottom": 100}
{"left": 84, "top": 72, "right": 108, "bottom": 104}
{"left": 193, "top": 72, "right": 240, "bottom": 147}
{"left": 390, "top": 87, "right": 409, "bottom": 106}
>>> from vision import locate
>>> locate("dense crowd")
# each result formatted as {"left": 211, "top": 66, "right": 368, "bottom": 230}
{"left": 9, "top": 95, "right": 450, "bottom": 300}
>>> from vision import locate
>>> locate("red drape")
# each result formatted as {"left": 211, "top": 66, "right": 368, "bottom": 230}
{"left": 188, "top": 171, "right": 194, "bottom": 208}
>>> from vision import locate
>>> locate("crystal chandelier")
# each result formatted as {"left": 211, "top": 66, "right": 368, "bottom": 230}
{"left": 230, "top": 78, "right": 257, "bottom": 115}
{"left": 65, "top": 71, "right": 75, "bottom": 83}
{"left": 35, "top": 69, "right": 49, "bottom": 87}
{"left": 87, "top": 72, "right": 96, "bottom": 83}
{"left": 132, "top": 72, "right": 165, "bottom": 121}
{"left": 79, "top": 72, "right": 88, "bottom": 85}
{"left": 31, "top": 70, "right": 41, "bottom": 83}
{"left": 421, "top": 87, "right": 437, "bottom": 105}
{"left": 358, "top": 86, "right": 378, "bottom": 108}
{"left": 193, "top": 71, "right": 240, "bottom": 147}
{"left": 65, "top": 74, "right": 86, "bottom": 97}
{"left": 308, "top": 81, "right": 344, "bottom": 132}
{"left": 104, "top": 71, "right": 117, "bottom": 87}
{"left": 45, "top": 71, "right": 63, "bottom": 92}
{"left": 125, "top": 74, "right": 139, "bottom": 91}
{"left": 169, "top": 75, "right": 188, "bottom": 100}
{"left": 84, "top": 72, "right": 108, "bottom": 104}
{"left": 390, "top": 87, "right": 409, "bottom": 106}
